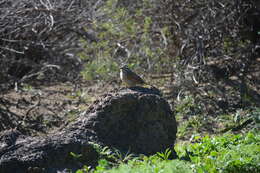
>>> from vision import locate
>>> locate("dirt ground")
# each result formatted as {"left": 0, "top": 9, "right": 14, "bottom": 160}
{"left": 0, "top": 80, "right": 118, "bottom": 135}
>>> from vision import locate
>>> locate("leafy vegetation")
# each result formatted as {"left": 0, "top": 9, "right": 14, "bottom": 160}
{"left": 75, "top": 131, "right": 259, "bottom": 173}
{"left": 178, "top": 132, "right": 260, "bottom": 173}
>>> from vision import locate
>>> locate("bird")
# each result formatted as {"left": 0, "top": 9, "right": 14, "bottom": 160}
{"left": 120, "top": 65, "right": 146, "bottom": 87}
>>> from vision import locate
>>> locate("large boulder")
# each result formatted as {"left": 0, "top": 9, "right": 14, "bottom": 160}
{"left": 0, "top": 87, "right": 177, "bottom": 173}
{"left": 82, "top": 87, "right": 177, "bottom": 154}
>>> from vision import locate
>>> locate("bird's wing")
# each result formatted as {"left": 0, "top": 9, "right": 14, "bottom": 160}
{"left": 128, "top": 70, "right": 145, "bottom": 84}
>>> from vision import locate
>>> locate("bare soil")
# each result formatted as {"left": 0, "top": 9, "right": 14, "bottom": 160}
{"left": 0, "top": 80, "right": 117, "bottom": 135}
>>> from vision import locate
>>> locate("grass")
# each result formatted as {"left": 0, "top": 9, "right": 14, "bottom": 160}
{"left": 75, "top": 131, "right": 260, "bottom": 173}
{"left": 176, "top": 132, "right": 260, "bottom": 173}
{"left": 105, "top": 159, "right": 192, "bottom": 173}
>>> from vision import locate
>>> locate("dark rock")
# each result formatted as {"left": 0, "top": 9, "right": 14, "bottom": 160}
{"left": 0, "top": 87, "right": 177, "bottom": 172}
{"left": 81, "top": 87, "right": 177, "bottom": 154}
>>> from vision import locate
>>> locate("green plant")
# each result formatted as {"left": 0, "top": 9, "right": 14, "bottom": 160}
{"left": 70, "top": 152, "right": 82, "bottom": 159}
{"left": 176, "top": 132, "right": 260, "bottom": 173}
{"left": 94, "top": 159, "right": 110, "bottom": 173}
{"left": 89, "top": 143, "right": 136, "bottom": 168}
{"left": 76, "top": 131, "right": 259, "bottom": 173}
{"left": 106, "top": 157, "right": 192, "bottom": 173}
{"left": 251, "top": 107, "right": 260, "bottom": 127}
{"left": 175, "top": 96, "right": 202, "bottom": 118}
{"left": 156, "top": 148, "right": 172, "bottom": 160}
{"left": 76, "top": 165, "right": 91, "bottom": 173}
{"left": 109, "top": 149, "right": 135, "bottom": 166}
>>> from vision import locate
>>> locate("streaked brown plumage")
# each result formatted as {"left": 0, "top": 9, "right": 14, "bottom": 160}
{"left": 120, "top": 65, "right": 145, "bottom": 87}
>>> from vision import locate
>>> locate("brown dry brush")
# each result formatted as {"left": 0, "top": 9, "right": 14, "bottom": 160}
{"left": 0, "top": 0, "right": 98, "bottom": 91}
{"left": 155, "top": 0, "right": 260, "bottom": 114}
{"left": 0, "top": 0, "right": 98, "bottom": 132}
{"left": 115, "top": 0, "right": 260, "bottom": 113}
